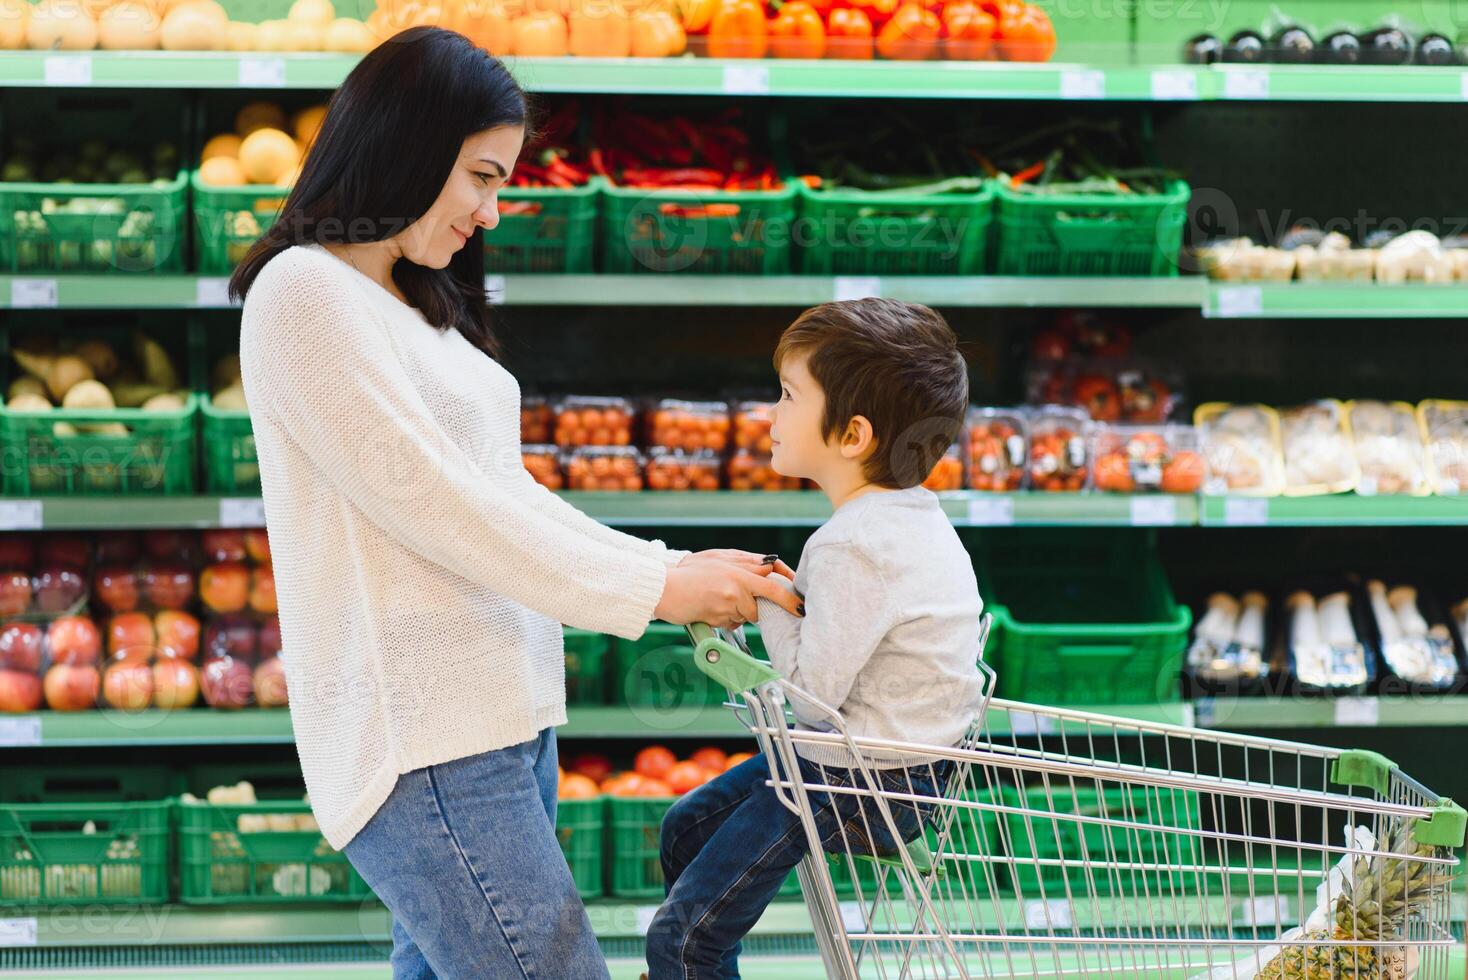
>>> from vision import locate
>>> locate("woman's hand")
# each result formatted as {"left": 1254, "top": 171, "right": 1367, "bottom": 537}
{"left": 678, "top": 549, "right": 796, "bottom": 582}
{"left": 655, "top": 559, "right": 803, "bottom": 630}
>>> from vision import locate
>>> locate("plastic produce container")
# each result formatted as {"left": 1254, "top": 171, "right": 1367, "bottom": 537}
{"left": 555, "top": 796, "right": 604, "bottom": 899}
{"left": 1090, "top": 423, "right": 1205, "bottom": 494}
{"left": 521, "top": 396, "right": 553, "bottom": 445}
{"left": 523, "top": 445, "right": 564, "bottom": 491}
{"left": 600, "top": 181, "right": 798, "bottom": 275}
{"left": 553, "top": 396, "right": 636, "bottom": 448}
{"left": 200, "top": 395, "right": 257, "bottom": 495}
{"left": 922, "top": 444, "right": 964, "bottom": 491}
{"left": 647, "top": 399, "right": 730, "bottom": 453}
{"left": 732, "top": 401, "right": 775, "bottom": 454}
{"left": 1025, "top": 407, "right": 1091, "bottom": 493}
{"left": 608, "top": 796, "right": 795, "bottom": 898}
{"left": 966, "top": 408, "right": 1027, "bottom": 492}
{"left": 565, "top": 446, "right": 644, "bottom": 492}
{"left": 993, "top": 179, "right": 1190, "bottom": 277}
{"left": 0, "top": 800, "right": 171, "bottom": 907}
{"left": 563, "top": 627, "right": 608, "bottom": 705}
{"left": 797, "top": 178, "right": 994, "bottom": 276}
{"left": 488, "top": 180, "right": 599, "bottom": 274}
{"left": 727, "top": 450, "right": 802, "bottom": 491}
{"left": 646, "top": 448, "right": 722, "bottom": 491}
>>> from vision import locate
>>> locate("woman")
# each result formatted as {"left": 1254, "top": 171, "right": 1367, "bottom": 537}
{"left": 232, "top": 27, "right": 800, "bottom": 979}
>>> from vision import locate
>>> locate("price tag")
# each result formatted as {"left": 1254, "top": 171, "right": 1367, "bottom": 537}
{"left": 1334, "top": 697, "right": 1379, "bottom": 727}
{"left": 218, "top": 498, "right": 266, "bottom": 528}
{"left": 483, "top": 274, "right": 506, "bottom": 305}
{"left": 838, "top": 901, "right": 867, "bottom": 932}
{"left": 1024, "top": 899, "right": 1073, "bottom": 929}
{"left": 10, "top": 279, "right": 58, "bottom": 308}
{"left": 966, "top": 496, "right": 1014, "bottom": 526}
{"left": 1060, "top": 69, "right": 1106, "bottom": 100}
{"left": 1214, "top": 285, "right": 1263, "bottom": 318}
{"left": 0, "top": 501, "right": 42, "bottom": 531}
{"left": 1150, "top": 70, "right": 1199, "bottom": 100}
{"left": 0, "top": 717, "right": 41, "bottom": 748}
{"left": 1223, "top": 69, "right": 1270, "bottom": 100}
{"left": 1007, "top": 710, "right": 1056, "bottom": 736}
{"left": 721, "top": 64, "right": 770, "bottom": 95}
{"left": 832, "top": 276, "right": 881, "bottom": 302}
{"left": 1240, "top": 895, "right": 1292, "bottom": 928}
{"left": 1194, "top": 696, "right": 1216, "bottom": 728}
{"left": 1224, "top": 497, "right": 1270, "bottom": 526}
{"left": 44, "top": 55, "right": 92, "bottom": 87}
{"left": 1460, "top": 72, "right": 1468, "bottom": 100}
{"left": 1178, "top": 703, "right": 1196, "bottom": 729}
{"left": 0, "top": 918, "right": 37, "bottom": 947}
{"left": 632, "top": 906, "right": 658, "bottom": 936}
{"left": 1129, "top": 496, "right": 1177, "bottom": 526}
{"left": 195, "top": 277, "right": 235, "bottom": 308}
{"left": 239, "top": 56, "right": 287, "bottom": 88}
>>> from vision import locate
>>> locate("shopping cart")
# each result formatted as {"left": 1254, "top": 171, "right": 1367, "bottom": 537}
{"left": 685, "top": 620, "right": 1466, "bottom": 980}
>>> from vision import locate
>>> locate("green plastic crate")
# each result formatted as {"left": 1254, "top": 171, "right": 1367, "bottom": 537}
{"left": 0, "top": 801, "right": 170, "bottom": 907}
{"left": 1000, "top": 782, "right": 1202, "bottom": 897}
{"left": 993, "top": 178, "right": 1190, "bottom": 277}
{"left": 564, "top": 628, "right": 609, "bottom": 705}
{"left": 488, "top": 181, "right": 598, "bottom": 274}
{"left": 191, "top": 172, "right": 291, "bottom": 275}
{"left": 615, "top": 623, "right": 769, "bottom": 708}
{"left": 974, "top": 530, "right": 1191, "bottom": 704}
{"left": 600, "top": 180, "right": 797, "bottom": 275}
{"left": 176, "top": 798, "right": 370, "bottom": 905}
{"left": 200, "top": 394, "right": 257, "bottom": 495}
{"left": 0, "top": 767, "right": 180, "bottom": 805}
{"left": 555, "top": 796, "right": 604, "bottom": 899}
{"left": 796, "top": 180, "right": 994, "bottom": 276}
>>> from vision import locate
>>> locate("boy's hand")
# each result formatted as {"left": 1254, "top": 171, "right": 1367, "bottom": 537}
{"left": 678, "top": 549, "right": 796, "bottom": 582}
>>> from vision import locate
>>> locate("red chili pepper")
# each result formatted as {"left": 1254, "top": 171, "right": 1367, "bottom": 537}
{"left": 1009, "top": 159, "right": 1046, "bottom": 186}
{"left": 589, "top": 148, "right": 608, "bottom": 177}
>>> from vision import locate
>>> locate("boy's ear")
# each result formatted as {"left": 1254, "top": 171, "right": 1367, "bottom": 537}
{"left": 839, "top": 415, "right": 876, "bottom": 461}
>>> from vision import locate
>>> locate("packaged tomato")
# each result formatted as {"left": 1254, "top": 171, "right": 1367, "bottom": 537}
{"left": 1027, "top": 407, "right": 1090, "bottom": 492}
{"left": 732, "top": 401, "right": 776, "bottom": 454}
{"left": 553, "top": 396, "right": 636, "bottom": 449}
{"left": 565, "top": 446, "right": 644, "bottom": 492}
{"left": 646, "top": 448, "right": 722, "bottom": 491}
{"left": 922, "top": 445, "right": 963, "bottom": 492}
{"left": 1029, "top": 359, "right": 1180, "bottom": 424}
{"left": 1091, "top": 423, "right": 1205, "bottom": 494}
{"left": 521, "top": 396, "right": 553, "bottom": 445}
{"left": 522, "top": 445, "right": 563, "bottom": 490}
{"left": 1346, "top": 400, "right": 1429, "bottom": 496}
{"left": 1195, "top": 403, "right": 1286, "bottom": 497}
{"left": 965, "top": 408, "right": 1026, "bottom": 492}
{"left": 1418, "top": 400, "right": 1468, "bottom": 495}
{"left": 727, "top": 451, "right": 801, "bottom": 491}
{"left": 1280, "top": 400, "right": 1358, "bottom": 496}
{"left": 648, "top": 400, "right": 731, "bottom": 453}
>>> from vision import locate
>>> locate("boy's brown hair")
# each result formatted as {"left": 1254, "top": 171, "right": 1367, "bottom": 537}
{"left": 774, "top": 298, "right": 968, "bottom": 489}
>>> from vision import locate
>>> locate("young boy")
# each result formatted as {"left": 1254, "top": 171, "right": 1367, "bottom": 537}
{"left": 645, "top": 298, "right": 987, "bottom": 980}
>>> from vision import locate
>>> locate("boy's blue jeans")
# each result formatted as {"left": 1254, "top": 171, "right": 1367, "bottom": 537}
{"left": 646, "top": 751, "right": 948, "bottom": 980}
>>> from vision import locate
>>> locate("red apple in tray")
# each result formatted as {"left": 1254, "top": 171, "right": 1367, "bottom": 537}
{"left": 200, "top": 562, "right": 249, "bottom": 614}
{"left": 144, "top": 564, "right": 195, "bottom": 610}
{"left": 35, "top": 567, "right": 86, "bottom": 614}
{"left": 201, "top": 529, "right": 248, "bottom": 564}
{"left": 0, "top": 571, "right": 31, "bottom": 617}
{"left": 102, "top": 659, "right": 154, "bottom": 711}
{"left": 248, "top": 566, "right": 276, "bottom": 615}
{"left": 0, "top": 538, "right": 36, "bottom": 569}
{"left": 253, "top": 657, "right": 288, "bottom": 708}
{"left": 205, "top": 614, "right": 256, "bottom": 662}
{"left": 95, "top": 566, "right": 140, "bottom": 613}
{"left": 44, "top": 663, "right": 100, "bottom": 711}
{"left": 153, "top": 658, "right": 200, "bottom": 709}
{"left": 155, "top": 610, "right": 200, "bottom": 661}
{"left": 201, "top": 656, "right": 253, "bottom": 709}
{"left": 0, "top": 668, "right": 42, "bottom": 713}
{"left": 142, "top": 529, "right": 194, "bottom": 562}
{"left": 257, "top": 615, "right": 282, "bottom": 659}
{"left": 39, "top": 535, "right": 89, "bottom": 571}
{"left": 107, "top": 612, "right": 157, "bottom": 661}
{"left": 0, "top": 623, "right": 43, "bottom": 673}
{"left": 48, "top": 615, "right": 100, "bottom": 666}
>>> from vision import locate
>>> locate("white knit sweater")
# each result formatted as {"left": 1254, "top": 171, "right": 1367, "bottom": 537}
{"left": 239, "top": 244, "right": 679, "bottom": 849}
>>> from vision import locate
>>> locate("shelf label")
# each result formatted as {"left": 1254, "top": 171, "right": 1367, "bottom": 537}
{"left": 195, "top": 277, "right": 237, "bottom": 308}
{"left": 483, "top": 274, "right": 506, "bottom": 305}
{"left": 1007, "top": 710, "right": 1056, "bottom": 736}
{"left": 0, "top": 717, "right": 41, "bottom": 748}
{"left": 966, "top": 496, "right": 1014, "bottom": 526}
{"left": 1223, "top": 70, "right": 1270, "bottom": 100}
{"left": 1150, "top": 70, "right": 1199, "bottom": 101}
{"left": 1240, "top": 895, "right": 1292, "bottom": 928}
{"left": 1129, "top": 496, "right": 1177, "bottom": 526}
{"left": 1194, "top": 697, "right": 1215, "bottom": 727}
{"left": 1334, "top": 697, "right": 1379, "bottom": 727}
{"left": 721, "top": 64, "right": 770, "bottom": 95}
{"left": 832, "top": 276, "right": 881, "bottom": 302}
{"left": 218, "top": 497, "right": 266, "bottom": 528}
{"left": 1460, "top": 72, "right": 1468, "bottom": 100}
{"left": 0, "top": 917, "right": 37, "bottom": 947}
{"left": 838, "top": 901, "right": 867, "bottom": 932}
{"left": 1060, "top": 69, "right": 1106, "bottom": 100}
{"left": 44, "top": 55, "right": 92, "bottom": 87}
{"left": 0, "top": 500, "right": 42, "bottom": 531}
{"left": 632, "top": 906, "right": 658, "bottom": 936}
{"left": 1223, "top": 497, "right": 1270, "bottom": 526}
{"left": 1178, "top": 703, "right": 1196, "bottom": 729}
{"left": 1214, "top": 285, "right": 1263, "bottom": 318}
{"left": 239, "top": 56, "right": 287, "bottom": 88}
{"left": 10, "top": 278, "right": 58, "bottom": 308}
{"left": 1024, "top": 899, "right": 1073, "bottom": 929}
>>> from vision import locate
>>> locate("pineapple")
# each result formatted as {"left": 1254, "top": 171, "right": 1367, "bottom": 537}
{"left": 1255, "top": 820, "right": 1453, "bottom": 980}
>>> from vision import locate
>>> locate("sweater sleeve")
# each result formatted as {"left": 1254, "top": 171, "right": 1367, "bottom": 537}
{"left": 754, "top": 542, "right": 895, "bottom": 716}
{"left": 514, "top": 468, "right": 689, "bottom": 567}
{"left": 238, "top": 252, "right": 665, "bottom": 640}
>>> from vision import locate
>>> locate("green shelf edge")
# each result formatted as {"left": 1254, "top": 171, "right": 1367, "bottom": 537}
{"left": 1205, "top": 281, "right": 1468, "bottom": 318}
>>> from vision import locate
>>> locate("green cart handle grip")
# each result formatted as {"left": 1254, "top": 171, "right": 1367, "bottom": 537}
{"left": 1332, "top": 749, "right": 1467, "bottom": 848}
{"left": 685, "top": 623, "right": 781, "bottom": 693}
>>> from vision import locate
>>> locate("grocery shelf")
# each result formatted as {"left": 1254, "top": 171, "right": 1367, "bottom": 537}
{"left": 1205, "top": 280, "right": 1468, "bottom": 318}
{"left": 1198, "top": 494, "right": 1468, "bottom": 526}
{"left": 1197, "top": 696, "right": 1468, "bottom": 730}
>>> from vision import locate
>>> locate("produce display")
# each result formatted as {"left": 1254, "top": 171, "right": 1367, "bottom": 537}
{"left": 553, "top": 396, "right": 636, "bottom": 448}
{"left": 921, "top": 444, "right": 963, "bottom": 491}
{"left": 1194, "top": 229, "right": 1468, "bottom": 283}
{"left": 1182, "top": 19, "right": 1461, "bottom": 66}
{"left": 1090, "top": 424, "right": 1204, "bottom": 494}
{"left": 1187, "top": 591, "right": 1267, "bottom": 686}
{"left": 198, "top": 101, "right": 325, "bottom": 189}
{"left": 1195, "top": 403, "right": 1287, "bottom": 497}
{"left": 565, "top": 446, "right": 644, "bottom": 491}
{"left": 647, "top": 400, "right": 731, "bottom": 453}
{"left": 1419, "top": 400, "right": 1468, "bottom": 495}
{"left": 180, "top": 782, "right": 319, "bottom": 834}
{"left": 732, "top": 401, "right": 775, "bottom": 454}
{"left": 1286, "top": 588, "right": 1370, "bottom": 691}
{"left": 6, "top": 331, "right": 186, "bottom": 420}
{"left": 561, "top": 744, "right": 753, "bottom": 798}
{"left": 1347, "top": 400, "right": 1429, "bottom": 496}
{"left": 521, "top": 396, "right": 553, "bottom": 444}
{"left": 1025, "top": 406, "right": 1089, "bottom": 492}
{"left": 522, "top": 445, "right": 563, "bottom": 490}
{"left": 1279, "top": 401, "right": 1357, "bottom": 496}
{"left": 726, "top": 449, "right": 801, "bottom": 490}
{"left": 645, "top": 448, "right": 721, "bottom": 491}
{"left": 1365, "top": 580, "right": 1459, "bottom": 688}
{"left": 590, "top": 104, "right": 784, "bottom": 193}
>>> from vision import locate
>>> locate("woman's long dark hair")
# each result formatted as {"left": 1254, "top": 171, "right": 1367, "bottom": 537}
{"left": 229, "top": 27, "right": 528, "bottom": 359}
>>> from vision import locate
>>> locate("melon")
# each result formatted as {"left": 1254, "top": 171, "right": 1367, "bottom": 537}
{"left": 322, "top": 16, "right": 372, "bottom": 51}
{"left": 81, "top": 0, "right": 115, "bottom": 20}
{"left": 201, "top": 132, "right": 241, "bottom": 162}
{"left": 290, "top": 105, "right": 327, "bottom": 146}
{"left": 160, "top": 3, "right": 223, "bottom": 47}
{"left": 198, "top": 155, "right": 246, "bottom": 186}
{"left": 180, "top": 0, "right": 225, "bottom": 21}
{"left": 98, "top": 0, "right": 161, "bottom": 49}
{"left": 0, "top": 0, "right": 30, "bottom": 48}
{"left": 280, "top": 18, "right": 320, "bottom": 49}
{"left": 234, "top": 100, "right": 287, "bottom": 137}
{"left": 254, "top": 18, "right": 289, "bottom": 49}
{"left": 287, "top": 0, "right": 333, "bottom": 26}
{"left": 223, "top": 19, "right": 256, "bottom": 49}
{"left": 238, "top": 128, "right": 299, "bottom": 185}
{"left": 26, "top": 1, "right": 99, "bottom": 50}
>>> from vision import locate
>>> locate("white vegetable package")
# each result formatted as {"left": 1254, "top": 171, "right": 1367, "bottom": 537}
{"left": 1280, "top": 400, "right": 1358, "bottom": 496}
{"left": 1347, "top": 400, "right": 1430, "bottom": 496}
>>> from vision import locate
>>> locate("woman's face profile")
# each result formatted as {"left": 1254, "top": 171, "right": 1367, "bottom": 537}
{"left": 395, "top": 124, "right": 526, "bottom": 269}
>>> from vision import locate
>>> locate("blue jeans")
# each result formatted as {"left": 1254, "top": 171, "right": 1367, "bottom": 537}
{"left": 343, "top": 729, "right": 608, "bottom": 980}
{"left": 646, "top": 752, "right": 947, "bottom": 980}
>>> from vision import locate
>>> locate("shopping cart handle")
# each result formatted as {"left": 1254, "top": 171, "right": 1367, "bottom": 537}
{"left": 685, "top": 623, "right": 782, "bottom": 693}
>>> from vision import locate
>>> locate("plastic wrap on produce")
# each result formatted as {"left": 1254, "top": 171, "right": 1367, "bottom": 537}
{"left": 1417, "top": 399, "right": 1468, "bottom": 495}
{"left": 1346, "top": 400, "right": 1429, "bottom": 496}
{"left": 1195, "top": 403, "right": 1285, "bottom": 497}
{"left": 1279, "top": 400, "right": 1358, "bottom": 496}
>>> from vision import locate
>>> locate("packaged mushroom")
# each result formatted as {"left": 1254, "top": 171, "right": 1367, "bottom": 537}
{"left": 1193, "top": 238, "right": 1296, "bottom": 281}
{"left": 1417, "top": 400, "right": 1468, "bottom": 495}
{"left": 1373, "top": 230, "right": 1455, "bottom": 283}
{"left": 1291, "top": 231, "right": 1376, "bottom": 282}
{"left": 1285, "top": 589, "right": 1370, "bottom": 692}
{"left": 1187, "top": 591, "right": 1268, "bottom": 687}
{"left": 1345, "top": 400, "right": 1429, "bottom": 496}
{"left": 1366, "top": 580, "right": 1459, "bottom": 689}
{"left": 1195, "top": 403, "right": 1286, "bottom": 496}
{"left": 1279, "top": 400, "right": 1358, "bottom": 496}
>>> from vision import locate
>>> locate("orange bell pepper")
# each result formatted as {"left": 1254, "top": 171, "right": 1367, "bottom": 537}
{"left": 848, "top": 0, "right": 897, "bottom": 30}
{"left": 676, "top": 0, "right": 718, "bottom": 32}
{"left": 569, "top": 2, "right": 632, "bottom": 55}
{"left": 940, "top": 0, "right": 994, "bottom": 59}
{"left": 630, "top": 8, "right": 687, "bottom": 54}
{"left": 876, "top": 2, "right": 938, "bottom": 59}
{"left": 769, "top": 0, "right": 826, "bottom": 58}
{"left": 707, "top": 0, "right": 768, "bottom": 57}
{"left": 996, "top": 1, "right": 1055, "bottom": 61}
{"left": 826, "top": 6, "right": 873, "bottom": 58}
{"left": 443, "top": 0, "right": 515, "bottom": 51}
{"left": 512, "top": 10, "right": 569, "bottom": 54}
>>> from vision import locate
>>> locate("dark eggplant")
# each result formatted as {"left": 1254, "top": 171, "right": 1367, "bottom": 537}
{"left": 1182, "top": 33, "right": 1222, "bottom": 64}
{"left": 1417, "top": 33, "right": 1456, "bottom": 65}
{"left": 1361, "top": 26, "right": 1413, "bottom": 65}
{"left": 1319, "top": 30, "right": 1362, "bottom": 64}
{"left": 1270, "top": 26, "right": 1315, "bottom": 63}
{"left": 1224, "top": 29, "right": 1266, "bottom": 63}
